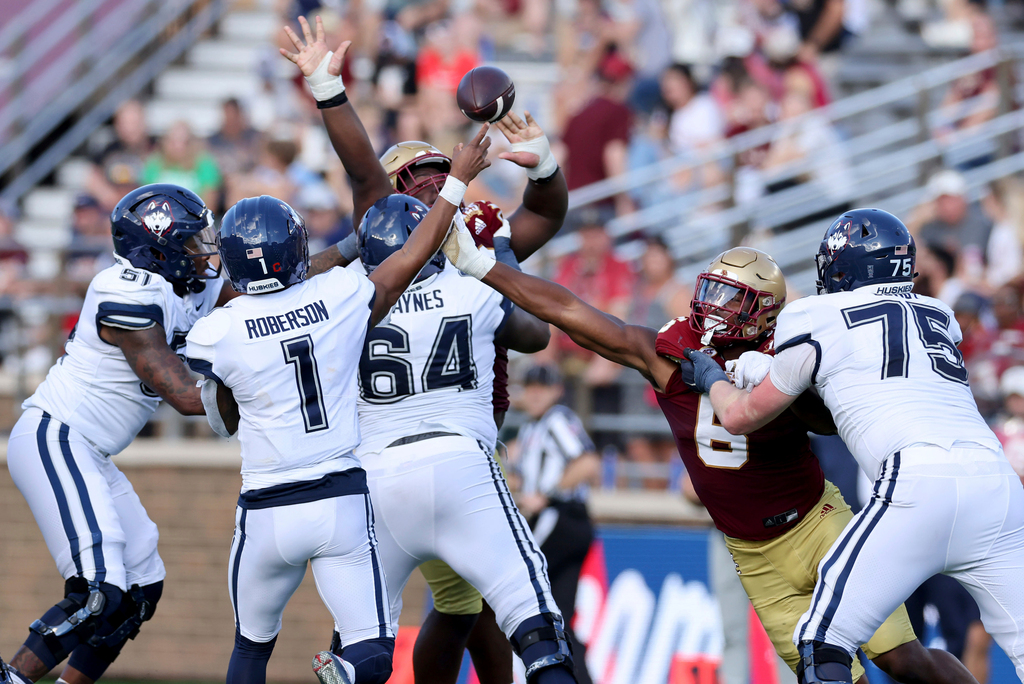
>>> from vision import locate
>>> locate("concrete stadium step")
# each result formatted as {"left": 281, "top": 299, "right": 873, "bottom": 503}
{"left": 188, "top": 40, "right": 261, "bottom": 71}
{"left": 16, "top": 219, "right": 71, "bottom": 249}
{"left": 22, "top": 188, "right": 74, "bottom": 222}
{"left": 219, "top": 12, "right": 278, "bottom": 41}
{"left": 56, "top": 158, "right": 93, "bottom": 190}
{"left": 155, "top": 68, "right": 262, "bottom": 102}
{"left": 145, "top": 99, "right": 222, "bottom": 137}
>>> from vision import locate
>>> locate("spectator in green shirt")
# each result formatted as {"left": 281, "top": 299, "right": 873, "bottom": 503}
{"left": 142, "top": 120, "right": 222, "bottom": 209}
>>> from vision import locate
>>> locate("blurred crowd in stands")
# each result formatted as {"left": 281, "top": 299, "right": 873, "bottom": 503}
{"left": 2, "top": 0, "right": 1024, "bottom": 493}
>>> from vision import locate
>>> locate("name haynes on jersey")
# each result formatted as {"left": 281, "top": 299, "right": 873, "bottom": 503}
{"left": 393, "top": 289, "right": 444, "bottom": 315}
{"left": 245, "top": 300, "right": 329, "bottom": 339}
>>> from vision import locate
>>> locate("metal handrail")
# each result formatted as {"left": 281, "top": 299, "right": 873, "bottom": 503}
{"left": 566, "top": 43, "right": 1024, "bottom": 211}
{"left": 0, "top": 0, "right": 195, "bottom": 178}
{"left": 0, "top": 0, "right": 228, "bottom": 205}
{"left": 0, "top": 0, "right": 66, "bottom": 57}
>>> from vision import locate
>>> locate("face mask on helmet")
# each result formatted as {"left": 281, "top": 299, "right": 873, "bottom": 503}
{"left": 394, "top": 161, "right": 450, "bottom": 203}
{"left": 691, "top": 272, "right": 782, "bottom": 346}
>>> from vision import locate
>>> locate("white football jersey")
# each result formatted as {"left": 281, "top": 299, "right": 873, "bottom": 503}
{"left": 185, "top": 267, "right": 376, "bottom": 491}
{"left": 355, "top": 266, "right": 512, "bottom": 456}
{"left": 770, "top": 283, "right": 1000, "bottom": 478}
{"left": 25, "top": 255, "right": 221, "bottom": 455}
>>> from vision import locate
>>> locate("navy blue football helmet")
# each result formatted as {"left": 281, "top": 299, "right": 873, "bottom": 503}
{"left": 815, "top": 208, "right": 916, "bottom": 295}
{"left": 219, "top": 196, "right": 309, "bottom": 294}
{"left": 111, "top": 184, "right": 218, "bottom": 288}
{"left": 358, "top": 194, "right": 445, "bottom": 279}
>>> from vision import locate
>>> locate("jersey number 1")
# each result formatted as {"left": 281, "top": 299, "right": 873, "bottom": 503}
{"left": 282, "top": 335, "right": 329, "bottom": 432}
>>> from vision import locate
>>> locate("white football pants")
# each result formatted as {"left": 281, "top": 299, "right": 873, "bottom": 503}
{"left": 6, "top": 407, "right": 165, "bottom": 592}
{"left": 228, "top": 490, "right": 393, "bottom": 645}
{"left": 361, "top": 434, "right": 561, "bottom": 638}
{"left": 795, "top": 444, "right": 1024, "bottom": 680}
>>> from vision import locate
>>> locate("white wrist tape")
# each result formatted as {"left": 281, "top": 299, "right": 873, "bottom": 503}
{"left": 512, "top": 133, "right": 557, "bottom": 180}
{"left": 438, "top": 175, "right": 468, "bottom": 207}
{"left": 443, "top": 212, "right": 495, "bottom": 279}
{"left": 200, "top": 378, "right": 232, "bottom": 438}
{"left": 306, "top": 51, "right": 345, "bottom": 102}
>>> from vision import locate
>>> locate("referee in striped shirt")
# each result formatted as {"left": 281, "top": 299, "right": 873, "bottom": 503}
{"left": 510, "top": 365, "right": 601, "bottom": 684}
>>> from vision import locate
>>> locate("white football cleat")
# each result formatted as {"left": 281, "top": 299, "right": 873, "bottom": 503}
{"left": 312, "top": 651, "right": 355, "bottom": 684}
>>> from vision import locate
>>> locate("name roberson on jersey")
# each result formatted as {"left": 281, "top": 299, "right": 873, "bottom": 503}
{"left": 26, "top": 255, "right": 221, "bottom": 455}
{"left": 185, "top": 267, "right": 378, "bottom": 491}
{"left": 355, "top": 265, "right": 513, "bottom": 456}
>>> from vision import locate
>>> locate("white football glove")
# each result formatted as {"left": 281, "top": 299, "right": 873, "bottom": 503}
{"left": 512, "top": 132, "right": 557, "bottom": 181}
{"left": 443, "top": 212, "right": 496, "bottom": 279}
{"left": 725, "top": 351, "right": 773, "bottom": 392}
{"left": 305, "top": 51, "right": 345, "bottom": 102}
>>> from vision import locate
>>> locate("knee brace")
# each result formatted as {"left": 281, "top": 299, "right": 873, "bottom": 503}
{"left": 25, "top": 577, "right": 125, "bottom": 669}
{"left": 511, "top": 614, "right": 575, "bottom": 684}
{"left": 797, "top": 641, "right": 854, "bottom": 684}
{"left": 66, "top": 581, "right": 163, "bottom": 680}
{"left": 339, "top": 637, "right": 395, "bottom": 684}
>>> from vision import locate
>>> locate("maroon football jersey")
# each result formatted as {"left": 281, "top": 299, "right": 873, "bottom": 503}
{"left": 655, "top": 317, "right": 825, "bottom": 540}
{"left": 464, "top": 201, "right": 511, "bottom": 415}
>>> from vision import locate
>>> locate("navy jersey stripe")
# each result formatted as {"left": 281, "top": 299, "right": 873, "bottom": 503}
{"left": 57, "top": 423, "right": 106, "bottom": 583}
{"left": 484, "top": 445, "right": 551, "bottom": 616}
{"left": 813, "top": 452, "right": 901, "bottom": 643}
{"left": 798, "top": 458, "right": 888, "bottom": 643}
{"left": 363, "top": 494, "right": 389, "bottom": 638}
{"left": 231, "top": 508, "right": 248, "bottom": 632}
{"left": 36, "top": 412, "right": 84, "bottom": 576}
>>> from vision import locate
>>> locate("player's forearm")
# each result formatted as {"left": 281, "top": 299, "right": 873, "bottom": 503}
{"left": 371, "top": 199, "right": 458, "bottom": 316}
{"left": 482, "top": 263, "right": 637, "bottom": 367}
{"left": 321, "top": 104, "right": 393, "bottom": 222}
{"left": 308, "top": 244, "right": 352, "bottom": 277}
{"left": 113, "top": 328, "right": 204, "bottom": 415}
{"left": 709, "top": 381, "right": 759, "bottom": 434}
{"left": 322, "top": 104, "right": 390, "bottom": 189}
{"left": 509, "top": 170, "right": 568, "bottom": 261}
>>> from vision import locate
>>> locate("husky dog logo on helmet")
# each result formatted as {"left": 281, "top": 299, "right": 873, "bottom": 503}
{"left": 826, "top": 221, "right": 851, "bottom": 255}
{"left": 141, "top": 200, "right": 174, "bottom": 237}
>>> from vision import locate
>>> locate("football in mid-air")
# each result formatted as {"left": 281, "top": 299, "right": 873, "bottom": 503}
{"left": 456, "top": 66, "right": 516, "bottom": 123}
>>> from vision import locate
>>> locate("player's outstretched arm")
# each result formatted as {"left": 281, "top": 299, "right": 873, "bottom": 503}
{"left": 682, "top": 349, "right": 796, "bottom": 434}
{"left": 495, "top": 307, "right": 550, "bottom": 353}
{"left": 281, "top": 16, "right": 393, "bottom": 225}
{"left": 368, "top": 125, "right": 492, "bottom": 325}
{"left": 495, "top": 112, "right": 568, "bottom": 261}
{"left": 101, "top": 325, "right": 204, "bottom": 415}
{"left": 446, "top": 229, "right": 674, "bottom": 387}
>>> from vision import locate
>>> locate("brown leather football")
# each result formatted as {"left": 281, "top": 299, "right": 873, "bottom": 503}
{"left": 456, "top": 66, "right": 516, "bottom": 123}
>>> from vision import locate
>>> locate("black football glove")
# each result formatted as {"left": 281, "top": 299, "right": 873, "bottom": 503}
{"left": 681, "top": 348, "right": 730, "bottom": 394}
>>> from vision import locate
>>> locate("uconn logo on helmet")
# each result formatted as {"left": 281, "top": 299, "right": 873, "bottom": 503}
{"left": 141, "top": 200, "right": 174, "bottom": 237}
{"left": 826, "top": 221, "right": 851, "bottom": 255}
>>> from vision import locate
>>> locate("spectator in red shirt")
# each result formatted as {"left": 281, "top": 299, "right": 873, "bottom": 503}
{"left": 560, "top": 51, "right": 634, "bottom": 217}
{"left": 953, "top": 292, "right": 995, "bottom": 364}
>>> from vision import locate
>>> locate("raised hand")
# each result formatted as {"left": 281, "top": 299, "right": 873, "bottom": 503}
{"left": 496, "top": 111, "right": 545, "bottom": 168}
{"left": 279, "top": 16, "right": 350, "bottom": 79}
{"left": 450, "top": 123, "right": 493, "bottom": 184}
